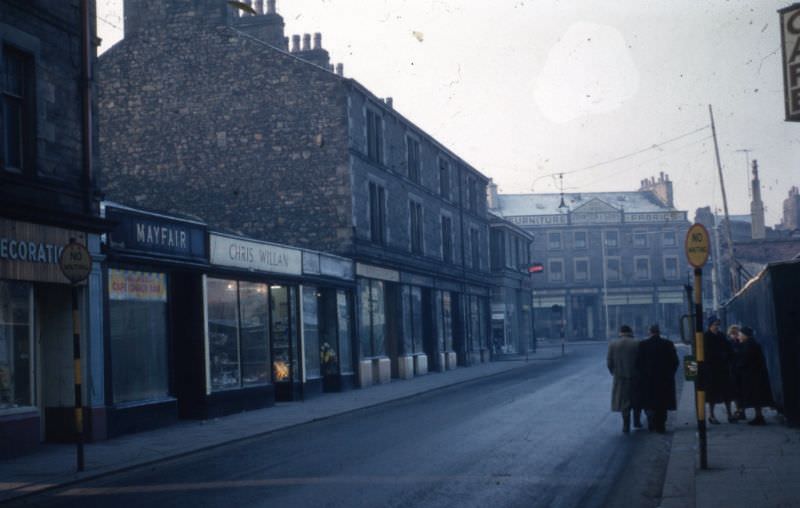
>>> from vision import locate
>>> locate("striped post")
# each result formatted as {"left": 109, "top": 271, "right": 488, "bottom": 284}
{"left": 72, "top": 284, "right": 84, "bottom": 472}
{"left": 694, "top": 268, "right": 707, "bottom": 469}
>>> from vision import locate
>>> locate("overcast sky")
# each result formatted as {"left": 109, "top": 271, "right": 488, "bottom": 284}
{"left": 97, "top": 1, "right": 798, "bottom": 225}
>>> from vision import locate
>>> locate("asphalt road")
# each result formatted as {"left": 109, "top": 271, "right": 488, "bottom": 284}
{"left": 11, "top": 342, "right": 689, "bottom": 508}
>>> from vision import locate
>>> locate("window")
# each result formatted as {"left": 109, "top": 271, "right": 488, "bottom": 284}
{"left": 664, "top": 256, "right": 679, "bottom": 279}
{"left": 663, "top": 230, "right": 677, "bottom": 247}
{"left": 548, "top": 259, "right": 563, "bottom": 282}
{"left": 2, "top": 46, "right": 35, "bottom": 173}
{"left": 366, "top": 109, "right": 383, "bottom": 163}
{"left": 206, "top": 278, "right": 271, "bottom": 392}
{"left": 369, "top": 182, "right": 386, "bottom": 244}
{"left": 358, "top": 279, "right": 386, "bottom": 357}
{"left": 633, "top": 231, "right": 648, "bottom": 248}
{"left": 490, "top": 229, "right": 504, "bottom": 270}
{"left": 604, "top": 230, "right": 619, "bottom": 248}
{"left": 406, "top": 136, "right": 420, "bottom": 183}
{"left": 0, "top": 281, "right": 33, "bottom": 409}
{"left": 109, "top": 270, "right": 170, "bottom": 403}
{"left": 434, "top": 290, "right": 454, "bottom": 351}
{"left": 401, "top": 285, "right": 424, "bottom": 354}
{"left": 441, "top": 215, "right": 453, "bottom": 263}
{"left": 302, "top": 286, "right": 321, "bottom": 379}
{"left": 548, "top": 231, "right": 562, "bottom": 250}
{"left": 574, "top": 231, "right": 587, "bottom": 249}
{"left": 574, "top": 258, "right": 589, "bottom": 282}
{"left": 635, "top": 257, "right": 651, "bottom": 280}
{"left": 410, "top": 200, "right": 423, "bottom": 254}
{"left": 439, "top": 158, "right": 450, "bottom": 199}
{"left": 470, "top": 228, "right": 480, "bottom": 269}
{"left": 467, "top": 177, "right": 478, "bottom": 212}
{"left": 336, "top": 290, "right": 353, "bottom": 374}
{"left": 606, "top": 257, "right": 621, "bottom": 281}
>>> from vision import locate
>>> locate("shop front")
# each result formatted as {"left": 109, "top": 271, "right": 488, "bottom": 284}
{"left": 102, "top": 204, "right": 207, "bottom": 436}
{"left": 0, "top": 218, "right": 99, "bottom": 456}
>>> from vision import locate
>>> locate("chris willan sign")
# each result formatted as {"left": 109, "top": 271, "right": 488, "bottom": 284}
{"left": 780, "top": 3, "right": 800, "bottom": 121}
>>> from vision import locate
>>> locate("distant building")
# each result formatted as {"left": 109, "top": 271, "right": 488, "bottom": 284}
{"left": 779, "top": 186, "right": 800, "bottom": 233}
{"left": 491, "top": 174, "right": 690, "bottom": 340}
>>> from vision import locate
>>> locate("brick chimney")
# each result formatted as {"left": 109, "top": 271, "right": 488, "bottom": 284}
{"left": 487, "top": 179, "right": 500, "bottom": 210}
{"left": 639, "top": 172, "right": 674, "bottom": 208}
{"left": 232, "top": 0, "right": 287, "bottom": 50}
{"left": 293, "top": 31, "right": 331, "bottom": 69}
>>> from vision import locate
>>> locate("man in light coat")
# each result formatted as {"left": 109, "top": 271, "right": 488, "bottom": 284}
{"left": 607, "top": 325, "right": 642, "bottom": 433}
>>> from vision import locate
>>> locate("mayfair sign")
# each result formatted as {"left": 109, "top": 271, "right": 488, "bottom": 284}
{"left": 780, "top": 3, "right": 800, "bottom": 121}
{"left": 106, "top": 206, "right": 206, "bottom": 261}
{"left": 209, "top": 233, "right": 302, "bottom": 276}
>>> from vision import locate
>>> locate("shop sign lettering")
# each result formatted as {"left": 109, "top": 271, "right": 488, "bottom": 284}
{"left": 106, "top": 206, "right": 206, "bottom": 261}
{"left": 210, "top": 234, "right": 301, "bottom": 275}
{"left": 0, "top": 238, "right": 63, "bottom": 264}
{"left": 109, "top": 269, "right": 167, "bottom": 301}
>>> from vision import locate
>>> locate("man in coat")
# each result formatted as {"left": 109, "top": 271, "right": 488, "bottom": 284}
{"left": 607, "top": 325, "right": 642, "bottom": 433}
{"left": 636, "top": 324, "right": 679, "bottom": 433}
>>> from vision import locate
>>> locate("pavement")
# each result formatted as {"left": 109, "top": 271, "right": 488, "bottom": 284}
{"left": 2, "top": 340, "right": 799, "bottom": 507}
{"left": 660, "top": 361, "right": 800, "bottom": 508}
{"left": 0, "top": 343, "right": 568, "bottom": 504}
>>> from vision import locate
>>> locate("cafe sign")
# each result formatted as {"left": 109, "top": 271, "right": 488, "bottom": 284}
{"left": 209, "top": 233, "right": 302, "bottom": 275}
{"left": 780, "top": 3, "right": 800, "bottom": 121}
{"left": 0, "top": 218, "right": 87, "bottom": 284}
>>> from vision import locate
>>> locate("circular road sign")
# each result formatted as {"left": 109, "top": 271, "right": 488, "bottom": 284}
{"left": 59, "top": 240, "right": 92, "bottom": 284}
{"left": 685, "top": 223, "right": 710, "bottom": 268}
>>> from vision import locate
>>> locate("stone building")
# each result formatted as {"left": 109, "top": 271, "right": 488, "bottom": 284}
{"left": 97, "top": 0, "right": 493, "bottom": 394}
{"left": 491, "top": 174, "right": 690, "bottom": 340}
{"left": 1, "top": 1, "right": 107, "bottom": 456}
{"left": 779, "top": 186, "right": 800, "bottom": 233}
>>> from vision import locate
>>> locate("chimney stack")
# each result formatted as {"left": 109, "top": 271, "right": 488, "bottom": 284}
{"left": 750, "top": 159, "right": 766, "bottom": 239}
{"left": 267, "top": 0, "right": 276, "bottom": 14}
{"left": 314, "top": 32, "right": 322, "bottom": 49}
{"left": 385, "top": 97, "right": 393, "bottom": 108}
{"left": 336, "top": 63, "right": 344, "bottom": 76}
{"left": 302, "top": 33, "right": 311, "bottom": 51}
{"left": 254, "top": 0, "right": 264, "bottom": 14}
{"left": 291, "top": 34, "right": 300, "bottom": 52}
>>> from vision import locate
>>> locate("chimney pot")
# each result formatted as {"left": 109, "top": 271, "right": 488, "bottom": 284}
{"left": 302, "top": 33, "right": 311, "bottom": 51}
{"left": 385, "top": 97, "right": 393, "bottom": 108}
{"left": 291, "top": 34, "right": 300, "bottom": 52}
{"left": 314, "top": 32, "right": 322, "bottom": 49}
{"left": 254, "top": 0, "right": 264, "bottom": 14}
{"left": 336, "top": 63, "right": 344, "bottom": 76}
{"left": 267, "top": 0, "right": 276, "bottom": 14}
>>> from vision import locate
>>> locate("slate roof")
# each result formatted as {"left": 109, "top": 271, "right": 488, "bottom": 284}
{"left": 494, "top": 191, "right": 673, "bottom": 217}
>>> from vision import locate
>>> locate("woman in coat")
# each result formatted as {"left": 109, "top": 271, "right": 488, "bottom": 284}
{"left": 704, "top": 316, "right": 734, "bottom": 423}
{"left": 607, "top": 325, "right": 641, "bottom": 433}
{"left": 734, "top": 326, "right": 772, "bottom": 425}
{"left": 727, "top": 324, "right": 745, "bottom": 421}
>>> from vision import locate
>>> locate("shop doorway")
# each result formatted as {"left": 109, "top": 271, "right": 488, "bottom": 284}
{"left": 36, "top": 284, "right": 77, "bottom": 442}
{"left": 271, "top": 285, "right": 301, "bottom": 401}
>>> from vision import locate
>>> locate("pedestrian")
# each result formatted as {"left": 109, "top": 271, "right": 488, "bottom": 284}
{"left": 607, "top": 325, "right": 642, "bottom": 433}
{"left": 727, "top": 324, "right": 745, "bottom": 421}
{"left": 734, "top": 326, "right": 772, "bottom": 425}
{"left": 636, "top": 324, "right": 679, "bottom": 433}
{"left": 704, "top": 316, "right": 734, "bottom": 424}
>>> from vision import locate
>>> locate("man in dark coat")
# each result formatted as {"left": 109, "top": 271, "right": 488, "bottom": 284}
{"left": 704, "top": 316, "right": 734, "bottom": 423}
{"left": 734, "top": 326, "right": 772, "bottom": 425}
{"left": 636, "top": 324, "right": 679, "bottom": 433}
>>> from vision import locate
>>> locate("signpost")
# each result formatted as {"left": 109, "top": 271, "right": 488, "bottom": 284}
{"left": 685, "top": 223, "right": 710, "bottom": 470}
{"left": 59, "top": 239, "right": 92, "bottom": 472}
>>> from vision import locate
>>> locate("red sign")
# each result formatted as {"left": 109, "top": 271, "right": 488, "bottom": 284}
{"left": 528, "top": 263, "right": 545, "bottom": 273}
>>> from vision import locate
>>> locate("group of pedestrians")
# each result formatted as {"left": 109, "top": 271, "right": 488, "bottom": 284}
{"left": 606, "top": 318, "right": 772, "bottom": 434}
{"left": 606, "top": 324, "right": 678, "bottom": 434}
{"left": 703, "top": 316, "right": 772, "bottom": 426}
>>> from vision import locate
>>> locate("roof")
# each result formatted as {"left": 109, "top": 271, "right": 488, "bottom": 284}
{"left": 732, "top": 239, "right": 800, "bottom": 264}
{"left": 494, "top": 191, "right": 672, "bottom": 217}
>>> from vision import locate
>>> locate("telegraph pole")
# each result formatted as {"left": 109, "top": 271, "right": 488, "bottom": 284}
{"left": 709, "top": 105, "right": 738, "bottom": 295}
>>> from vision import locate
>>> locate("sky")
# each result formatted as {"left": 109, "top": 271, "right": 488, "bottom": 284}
{"left": 96, "top": 0, "right": 799, "bottom": 226}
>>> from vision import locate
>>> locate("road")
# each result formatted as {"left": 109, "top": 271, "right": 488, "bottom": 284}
{"left": 11, "top": 342, "right": 689, "bottom": 508}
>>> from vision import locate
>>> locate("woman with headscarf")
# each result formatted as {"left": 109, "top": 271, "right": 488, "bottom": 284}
{"left": 734, "top": 326, "right": 772, "bottom": 425}
{"left": 704, "top": 316, "right": 734, "bottom": 423}
{"left": 727, "top": 324, "right": 745, "bottom": 421}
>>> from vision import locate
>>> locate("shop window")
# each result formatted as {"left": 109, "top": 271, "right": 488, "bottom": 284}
{"left": 358, "top": 279, "right": 386, "bottom": 358}
{"left": 206, "top": 278, "right": 271, "bottom": 392}
{"left": 302, "top": 286, "right": 321, "bottom": 379}
{"left": 336, "top": 290, "right": 353, "bottom": 374}
{"left": 271, "top": 285, "right": 299, "bottom": 383}
{"left": 0, "top": 281, "right": 32, "bottom": 409}
{"left": 401, "top": 285, "right": 424, "bottom": 355}
{"left": 406, "top": 135, "right": 420, "bottom": 183}
{"left": 2, "top": 46, "right": 35, "bottom": 173}
{"left": 109, "top": 270, "right": 169, "bottom": 402}
{"left": 434, "top": 290, "right": 454, "bottom": 352}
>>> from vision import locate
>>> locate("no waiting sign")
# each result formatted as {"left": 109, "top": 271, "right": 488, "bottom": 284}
{"left": 685, "top": 223, "right": 710, "bottom": 269}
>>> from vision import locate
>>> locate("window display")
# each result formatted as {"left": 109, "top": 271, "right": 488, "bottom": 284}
{"left": 358, "top": 279, "right": 386, "bottom": 358}
{"left": 271, "top": 285, "right": 299, "bottom": 382}
{"left": 238, "top": 281, "right": 269, "bottom": 386}
{"left": 108, "top": 270, "right": 169, "bottom": 403}
{"left": 207, "top": 278, "right": 241, "bottom": 391}
{"left": 302, "top": 286, "right": 321, "bottom": 379}
{"left": 0, "top": 281, "right": 32, "bottom": 410}
{"left": 337, "top": 290, "right": 353, "bottom": 374}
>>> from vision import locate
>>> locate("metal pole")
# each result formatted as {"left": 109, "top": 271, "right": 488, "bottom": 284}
{"left": 693, "top": 268, "right": 708, "bottom": 469}
{"left": 71, "top": 284, "right": 85, "bottom": 472}
{"left": 602, "top": 231, "right": 609, "bottom": 339}
{"left": 709, "top": 105, "right": 738, "bottom": 295}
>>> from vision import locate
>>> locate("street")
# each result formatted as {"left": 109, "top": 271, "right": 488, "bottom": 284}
{"left": 10, "top": 343, "right": 689, "bottom": 508}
